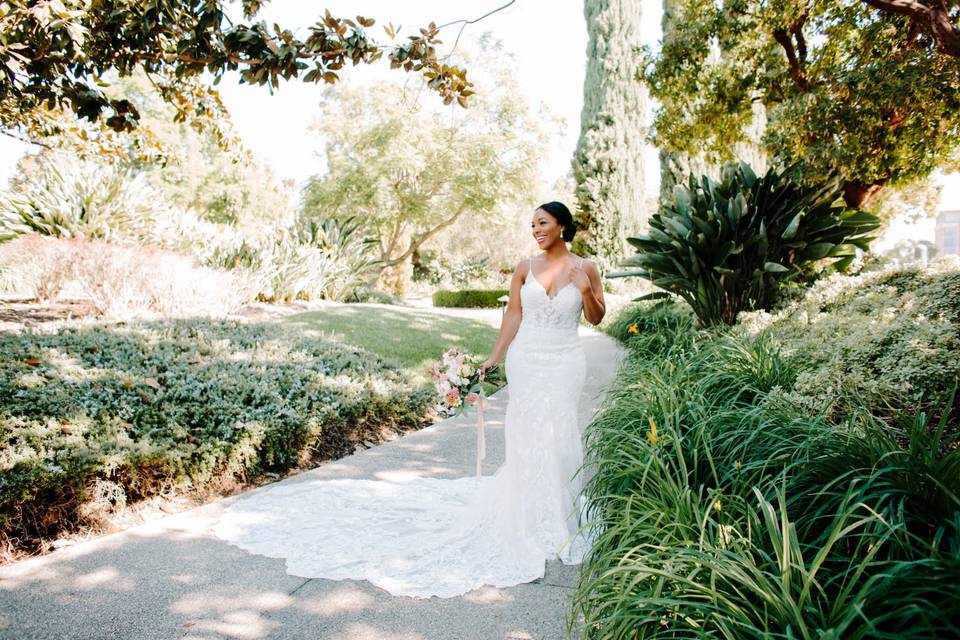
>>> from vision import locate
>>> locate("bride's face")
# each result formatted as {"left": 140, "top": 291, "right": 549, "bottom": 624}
{"left": 531, "top": 209, "right": 564, "bottom": 250}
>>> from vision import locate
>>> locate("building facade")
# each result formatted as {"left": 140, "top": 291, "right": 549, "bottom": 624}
{"left": 935, "top": 210, "right": 960, "bottom": 257}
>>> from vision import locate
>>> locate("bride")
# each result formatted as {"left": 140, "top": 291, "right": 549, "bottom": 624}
{"left": 213, "top": 200, "right": 607, "bottom": 599}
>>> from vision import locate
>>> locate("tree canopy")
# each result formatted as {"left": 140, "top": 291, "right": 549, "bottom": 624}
{"left": 645, "top": 0, "right": 960, "bottom": 208}
{"left": 0, "top": 0, "right": 475, "bottom": 145}
{"left": 300, "top": 47, "right": 542, "bottom": 295}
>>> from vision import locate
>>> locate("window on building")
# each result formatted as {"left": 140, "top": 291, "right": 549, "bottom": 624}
{"left": 944, "top": 233, "right": 958, "bottom": 255}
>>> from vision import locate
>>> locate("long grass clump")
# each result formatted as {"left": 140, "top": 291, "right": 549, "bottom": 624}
{"left": 569, "top": 266, "right": 960, "bottom": 638}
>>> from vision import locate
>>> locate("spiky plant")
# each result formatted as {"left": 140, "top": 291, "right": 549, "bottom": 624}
{"left": 611, "top": 161, "right": 880, "bottom": 326}
{"left": 0, "top": 154, "right": 163, "bottom": 243}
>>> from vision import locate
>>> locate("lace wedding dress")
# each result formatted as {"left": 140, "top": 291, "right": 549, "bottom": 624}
{"left": 213, "top": 257, "right": 597, "bottom": 599}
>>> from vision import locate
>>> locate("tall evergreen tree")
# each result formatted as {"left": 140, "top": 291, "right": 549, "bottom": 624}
{"left": 572, "top": 0, "right": 648, "bottom": 271}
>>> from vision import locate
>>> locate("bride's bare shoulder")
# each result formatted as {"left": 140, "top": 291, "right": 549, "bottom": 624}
{"left": 578, "top": 257, "right": 599, "bottom": 273}
{"left": 512, "top": 257, "right": 534, "bottom": 278}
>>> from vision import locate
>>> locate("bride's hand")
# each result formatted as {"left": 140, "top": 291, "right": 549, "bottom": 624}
{"left": 569, "top": 260, "right": 591, "bottom": 293}
{"left": 479, "top": 358, "right": 499, "bottom": 376}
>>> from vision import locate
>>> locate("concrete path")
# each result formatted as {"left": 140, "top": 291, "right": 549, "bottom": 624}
{"left": 0, "top": 327, "right": 626, "bottom": 640}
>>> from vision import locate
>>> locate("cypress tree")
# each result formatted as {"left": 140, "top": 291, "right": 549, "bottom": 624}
{"left": 572, "top": 0, "right": 648, "bottom": 272}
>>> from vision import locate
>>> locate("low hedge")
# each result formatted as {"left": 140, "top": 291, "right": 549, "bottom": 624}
{"left": 432, "top": 289, "right": 509, "bottom": 308}
{"left": 0, "top": 318, "right": 433, "bottom": 557}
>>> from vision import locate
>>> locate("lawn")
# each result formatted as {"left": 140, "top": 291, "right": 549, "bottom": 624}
{"left": 282, "top": 304, "right": 500, "bottom": 383}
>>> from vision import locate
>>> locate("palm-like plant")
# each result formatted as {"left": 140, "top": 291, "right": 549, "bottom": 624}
{"left": 0, "top": 154, "right": 162, "bottom": 243}
{"left": 611, "top": 160, "right": 881, "bottom": 326}
{"left": 207, "top": 215, "right": 380, "bottom": 302}
{"left": 294, "top": 214, "right": 380, "bottom": 300}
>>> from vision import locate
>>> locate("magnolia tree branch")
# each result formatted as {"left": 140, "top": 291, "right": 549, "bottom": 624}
{"left": 439, "top": 0, "right": 518, "bottom": 60}
{"left": 0, "top": 2, "right": 513, "bottom": 139}
{"left": 862, "top": 0, "right": 960, "bottom": 56}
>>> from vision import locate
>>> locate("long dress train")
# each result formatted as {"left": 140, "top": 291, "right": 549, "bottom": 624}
{"left": 212, "top": 258, "right": 596, "bottom": 599}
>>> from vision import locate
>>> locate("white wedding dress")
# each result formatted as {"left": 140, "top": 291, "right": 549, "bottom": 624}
{"left": 213, "top": 257, "right": 596, "bottom": 599}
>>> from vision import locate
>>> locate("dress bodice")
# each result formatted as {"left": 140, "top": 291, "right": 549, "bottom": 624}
{"left": 519, "top": 258, "right": 584, "bottom": 333}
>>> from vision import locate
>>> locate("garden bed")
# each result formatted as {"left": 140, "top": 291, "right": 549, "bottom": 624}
{"left": 572, "top": 260, "right": 960, "bottom": 638}
{"left": 0, "top": 316, "right": 435, "bottom": 563}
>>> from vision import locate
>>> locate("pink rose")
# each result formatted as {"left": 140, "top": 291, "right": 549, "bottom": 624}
{"left": 447, "top": 388, "right": 460, "bottom": 400}
{"left": 465, "top": 392, "right": 479, "bottom": 405}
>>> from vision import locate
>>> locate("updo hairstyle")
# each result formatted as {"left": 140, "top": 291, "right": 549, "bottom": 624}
{"left": 537, "top": 201, "right": 577, "bottom": 242}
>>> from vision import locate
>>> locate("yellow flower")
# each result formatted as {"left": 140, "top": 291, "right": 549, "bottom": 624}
{"left": 646, "top": 416, "right": 659, "bottom": 446}
{"left": 628, "top": 323, "right": 639, "bottom": 334}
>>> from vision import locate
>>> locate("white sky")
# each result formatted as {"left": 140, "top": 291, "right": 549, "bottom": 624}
{"left": 0, "top": 0, "right": 957, "bottom": 246}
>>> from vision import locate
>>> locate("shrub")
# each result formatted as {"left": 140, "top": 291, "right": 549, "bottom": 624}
{"left": 612, "top": 160, "right": 880, "bottom": 326}
{"left": 0, "top": 235, "right": 73, "bottom": 302}
{"left": 743, "top": 257, "right": 960, "bottom": 425}
{"left": 0, "top": 236, "right": 254, "bottom": 320}
{"left": 0, "top": 318, "right": 433, "bottom": 557}
{"left": 432, "top": 289, "right": 509, "bottom": 308}
{"left": 344, "top": 286, "right": 404, "bottom": 305}
{"left": 571, "top": 273, "right": 959, "bottom": 638}
{"left": 414, "top": 250, "right": 494, "bottom": 288}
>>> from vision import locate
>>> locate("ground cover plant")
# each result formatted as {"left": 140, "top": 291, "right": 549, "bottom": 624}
{"left": 570, "top": 258, "right": 960, "bottom": 638}
{"left": 0, "top": 316, "right": 441, "bottom": 561}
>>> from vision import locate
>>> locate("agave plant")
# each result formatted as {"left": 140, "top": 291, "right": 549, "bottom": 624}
{"left": 611, "top": 160, "right": 881, "bottom": 326}
{"left": 0, "top": 154, "right": 163, "bottom": 243}
{"left": 293, "top": 214, "right": 380, "bottom": 300}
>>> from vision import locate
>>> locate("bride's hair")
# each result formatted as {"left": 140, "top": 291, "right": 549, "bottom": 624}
{"left": 537, "top": 201, "right": 577, "bottom": 242}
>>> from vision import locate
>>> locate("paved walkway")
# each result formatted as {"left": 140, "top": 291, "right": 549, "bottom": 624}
{"left": 0, "top": 326, "right": 626, "bottom": 640}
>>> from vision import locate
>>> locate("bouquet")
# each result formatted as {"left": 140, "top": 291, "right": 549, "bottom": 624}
{"left": 428, "top": 348, "right": 488, "bottom": 418}
{"left": 428, "top": 347, "right": 501, "bottom": 477}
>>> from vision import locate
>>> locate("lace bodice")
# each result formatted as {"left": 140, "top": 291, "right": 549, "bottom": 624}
{"left": 519, "top": 256, "right": 584, "bottom": 332}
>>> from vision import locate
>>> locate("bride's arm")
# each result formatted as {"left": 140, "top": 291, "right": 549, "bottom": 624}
{"left": 480, "top": 259, "right": 527, "bottom": 372}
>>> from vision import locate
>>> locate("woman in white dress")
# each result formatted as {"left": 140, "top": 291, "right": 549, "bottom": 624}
{"left": 213, "top": 201, "right": 606, "bottom": 599}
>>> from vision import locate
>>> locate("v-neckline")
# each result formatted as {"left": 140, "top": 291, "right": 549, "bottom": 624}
{"left": 530, "top": 276, "right": 575, "bottom": 301}
{"left": 528, "top": 259, "right": 575, "bottom": 301}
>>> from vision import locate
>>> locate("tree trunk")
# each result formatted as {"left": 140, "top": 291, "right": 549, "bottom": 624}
{"left": 842, "top": 180, "right": 885, "bottom": 208}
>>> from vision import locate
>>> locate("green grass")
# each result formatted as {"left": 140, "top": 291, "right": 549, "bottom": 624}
{"left": 282, "top": 304, "right": 500, "bottom": 383}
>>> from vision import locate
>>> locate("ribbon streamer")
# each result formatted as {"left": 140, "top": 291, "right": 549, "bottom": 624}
{"left": 475, "top": 370, "right": 487, "bottom": 478}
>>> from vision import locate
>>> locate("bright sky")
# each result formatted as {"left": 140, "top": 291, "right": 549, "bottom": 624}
{"left": 0, "top": 0, "right": 957, "bottom": 246}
